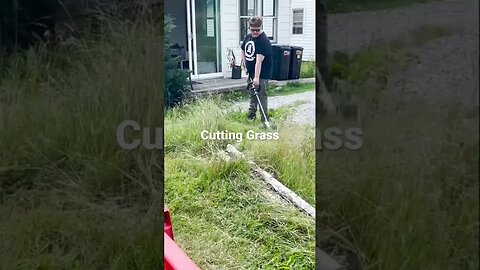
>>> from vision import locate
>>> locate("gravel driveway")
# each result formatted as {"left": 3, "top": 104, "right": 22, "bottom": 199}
{"left": 328, "top": 0, "right": 478, "bottom": 54}
{"left": 328, "top": 0, "right": 479, "bottom": 107}
{"left": 233, "top": 90, "right": 315, "bottom": 126}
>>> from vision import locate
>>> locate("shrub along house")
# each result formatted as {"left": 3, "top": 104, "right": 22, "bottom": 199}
{"left": 165, "top": 0, "right": 315, "bottom": 81}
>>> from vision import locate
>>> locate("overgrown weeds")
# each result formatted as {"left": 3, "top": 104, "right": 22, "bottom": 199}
{"left": 0, "top": 8, "right": 164, "bottom": 269}
{"left": 300, "top": 61, "right": 315, "bottom": 78}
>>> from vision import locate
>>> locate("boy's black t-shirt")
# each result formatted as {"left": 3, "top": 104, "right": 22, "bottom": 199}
{"left": 241, "top": 32, "right": 272, "bottom": 79}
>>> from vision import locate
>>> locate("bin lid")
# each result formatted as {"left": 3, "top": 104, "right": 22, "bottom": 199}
{"left": 289, "top": 45, "right": 303, "bottom": 50}
{"left": 272, "top": 44, "right": 291, "bottom": 49}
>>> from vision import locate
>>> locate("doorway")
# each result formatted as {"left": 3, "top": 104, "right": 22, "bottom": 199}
{"left": 166, "top": 0, "right": 222, "bottom": 80}
{"left": 188, "top": 0, "right": 222, "bottom": 79}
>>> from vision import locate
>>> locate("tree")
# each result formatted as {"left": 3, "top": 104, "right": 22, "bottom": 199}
{"left": 164, "top": 14, "right": 190, "bottom": 108}
{"left": 0, "top": 0, "right": 58, "bottom": 54}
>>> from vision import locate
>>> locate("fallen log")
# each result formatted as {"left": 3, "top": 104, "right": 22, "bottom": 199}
{"left": 225, "top": 144, "right": 344, "bottom": 270}
{"left": 226, "top": 144, "right": 315, "bottom": 219}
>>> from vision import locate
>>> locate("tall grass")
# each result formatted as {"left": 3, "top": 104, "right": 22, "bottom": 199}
{"left": 318, "top": 99, "right": 479, "bottom": 269}
{"left": 0, "top": 8, "right": 164, "bottom": 269}
{"left": 300, "top": 61, "right": 315, "bottom": 78}
{"left": 165, "top": 97, "right": 315, "bottom": 268}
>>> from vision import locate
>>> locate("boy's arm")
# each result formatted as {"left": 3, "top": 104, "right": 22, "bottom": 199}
{"left": 241, "top": 50, "right": 246, "bottom": 70}
{"left": 240, "top": 36, "right": 247, "bottom": 72}
{"left": 254, "top": 54, "right": 264, "bottom": 85}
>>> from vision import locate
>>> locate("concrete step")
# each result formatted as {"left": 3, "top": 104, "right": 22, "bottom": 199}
{"left": 190, "top": 77, "right": 315, "bottom": 95}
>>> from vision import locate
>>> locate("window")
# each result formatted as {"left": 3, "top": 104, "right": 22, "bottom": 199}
{"left": 292, "top": 9, "right": 304, "bottom": 35}
{"left": 240, "top": 0, "right": 277, "bottom": 43}
{"left": 206, "top": 0, "right": 215, "bottom": 37}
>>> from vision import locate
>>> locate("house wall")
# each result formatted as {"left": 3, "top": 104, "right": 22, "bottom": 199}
{"left": 218, "top": 0, "right": 315, "bottom": 79}
{"left": 220, "top": 0, "right": 247, "bottom": 78}
{"left": 276, "top": 0, "right": 291, "bottom": 45}
{"left": 289, "top": 0, "right": 315, "bottom": 61}
{"left": 262, "top": 0, "right": 316, "bottom": 62}
{"left": 220, "top": 0, "right": 291, "bottom": 78}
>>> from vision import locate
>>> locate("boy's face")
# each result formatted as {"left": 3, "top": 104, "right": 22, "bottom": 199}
{"left": 249, "top": 26, "right": 262, "bottom": 38}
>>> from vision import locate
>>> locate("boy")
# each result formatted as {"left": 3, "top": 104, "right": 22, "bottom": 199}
{"left": 240, "top": 16, "right": 273, "bottom": 124}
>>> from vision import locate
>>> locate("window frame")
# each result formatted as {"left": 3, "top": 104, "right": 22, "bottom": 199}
{"left": 292, "top": 8, "right": 304, "bottom": 35}
{"left": 239, "top": 0, "right": 278, "bottom": 44}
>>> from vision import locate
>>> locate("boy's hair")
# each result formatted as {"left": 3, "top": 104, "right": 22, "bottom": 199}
{"left": 248, "top": 16, "right": 263, "bottom": 28}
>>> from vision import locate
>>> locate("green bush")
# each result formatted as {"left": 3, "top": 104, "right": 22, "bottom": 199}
{"left": 300, "top": 61, "right": 315, "bottom": 78}
{"left": 164, "top": 15, "right": 190, "bottom": 108}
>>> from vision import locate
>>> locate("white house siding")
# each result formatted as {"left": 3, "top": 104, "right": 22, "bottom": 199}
{"left": 289, "top": 0, "right": 315, "bottom": 61}
{"left": 220, "top": 1, "right": 245, "bottom": 78}
{"left": 218, "top": 0, "right": 315, "bottom": 79}
{"left": 276, "top": 0, "right": 291, "bottom": 45}
{"left": 220, "top": 0, "right": 292, "bottom": 78}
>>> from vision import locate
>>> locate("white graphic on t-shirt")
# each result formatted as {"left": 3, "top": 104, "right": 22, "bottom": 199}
{"left": 245, "top": 40, "right": 255, "bottom": 61}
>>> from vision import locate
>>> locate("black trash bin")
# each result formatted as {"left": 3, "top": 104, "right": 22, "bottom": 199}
{"left": 271, "top": 45, "right": 291, "bottom": 80}
{"left": 231, "top": 65, "right": 242, "bottom": 79}
{"left": 288, "top": 46, "right": 304, "bottom": 80}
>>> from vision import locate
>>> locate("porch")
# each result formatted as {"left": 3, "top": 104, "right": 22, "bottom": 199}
{"left": 190, "top": 77, "right": 315, "bottom": 95}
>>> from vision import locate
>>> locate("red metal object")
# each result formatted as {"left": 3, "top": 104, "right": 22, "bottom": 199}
{"left": 164, "top": 208, "right": 200, "bottom": 270}
{"left": 164, "top": 208, "right": 174, "bottom": 240}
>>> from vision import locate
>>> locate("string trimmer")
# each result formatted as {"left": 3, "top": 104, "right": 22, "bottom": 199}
{"left": 247, "top": 78, "right": 271, "bottom": 129}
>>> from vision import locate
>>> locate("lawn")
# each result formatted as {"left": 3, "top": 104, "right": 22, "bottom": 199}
{"left": 164, "top": 96, "right": 316, "bottom": 269}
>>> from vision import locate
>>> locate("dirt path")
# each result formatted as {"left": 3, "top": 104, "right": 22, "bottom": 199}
{"left": 328, "top": 0, "right": 479, "bottom": 107}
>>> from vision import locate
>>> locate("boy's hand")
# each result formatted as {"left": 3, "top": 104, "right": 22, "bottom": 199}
{"left": 253, "top": 77, "right": 260, "bottom": 86}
